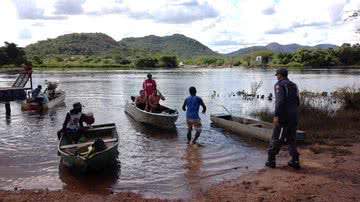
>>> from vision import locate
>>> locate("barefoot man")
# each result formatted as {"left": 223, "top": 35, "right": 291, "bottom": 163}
{"left": 148, "top": 88, "right": 165, "bottom": 113}
{"left": 182, "top": 87, "right": 206, "bottom": 144}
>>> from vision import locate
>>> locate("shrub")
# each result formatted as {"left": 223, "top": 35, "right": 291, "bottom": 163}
{"left": 159, "top": 55, "right": 178, "bottom": 68}
{"left": 134, "top": 57, "right": 158, "bottom": 68}
{"left": 287, "top": 61, "right": 304, "bottom": 69}
{"left": 335, "top": 87, "right": 360, "bottom": 110}
{"left": 251, "top": 89, "right": 360, "bottom": 143}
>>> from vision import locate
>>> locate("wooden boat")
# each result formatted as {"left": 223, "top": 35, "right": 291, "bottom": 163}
{"left": 211, "top": 114, "right": 305, "bottom": 142}
{"left": 124, "top": 101, "right": 179, "bottom": 130}
{"left": 21, "top": 90, "right": 65, "bottom": 111}
{"left": 58, "top": 123, "right": 119, "bottom": 172}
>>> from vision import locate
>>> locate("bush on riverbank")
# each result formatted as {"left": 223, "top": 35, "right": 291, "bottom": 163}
{"left": 251, "top": 88, "right": 360, "bottom": 144}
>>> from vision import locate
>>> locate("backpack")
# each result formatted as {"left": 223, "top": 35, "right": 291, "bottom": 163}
{"left": 92, "top": 138, "right": 107, "bottom": 152}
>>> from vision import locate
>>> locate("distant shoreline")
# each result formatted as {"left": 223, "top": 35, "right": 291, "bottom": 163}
{"left": 1, "top": 65, "right": 360, "bottom": 73}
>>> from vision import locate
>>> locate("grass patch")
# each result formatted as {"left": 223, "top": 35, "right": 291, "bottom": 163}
{"left": 251, "top": 87, "right": 360, "bottom": 144}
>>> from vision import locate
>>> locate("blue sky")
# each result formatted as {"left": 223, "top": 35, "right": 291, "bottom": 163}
{"left": 0, "top": 0, "right": 359, "bottom": 53}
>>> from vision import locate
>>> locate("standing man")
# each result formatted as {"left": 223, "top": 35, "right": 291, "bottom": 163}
{"left": 182, "top": 87, "right": 206, "bottom": 145}
{"left": 266, "top": 68, "right": 301, "bottom": 169}
{"left": 62, "top": 102, "right": 87, "bottom": 143}
{"left": 143, "top": 73, "right": 157, "bottom": 97}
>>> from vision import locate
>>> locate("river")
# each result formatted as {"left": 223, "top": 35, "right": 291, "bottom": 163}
{"left": 0, "top": 67, "right": 359, "bottom": 199}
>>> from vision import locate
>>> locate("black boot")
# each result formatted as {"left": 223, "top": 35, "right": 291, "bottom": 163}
{"left": 265, "top": 156, "right": 276, "bottom": 168}
{"left": 288, "top": 156, "right": 300, "bottom": 169}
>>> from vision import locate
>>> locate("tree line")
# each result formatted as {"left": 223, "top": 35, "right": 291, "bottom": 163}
{"left": 0, "top": 42, "right": 27, "bottom": 66}
{"left": 1, "top": 42, "right": 360, "bottom": 69}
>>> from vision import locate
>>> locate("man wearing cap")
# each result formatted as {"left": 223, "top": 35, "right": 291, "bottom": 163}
{"left": 266, "top": 68, "right": 301, "bottom": 169}
{"left": 62, "top": 102, "right": 87, "bottom": 143}
{"left": 143, "top": 73, "right": 157, "bottom": 97}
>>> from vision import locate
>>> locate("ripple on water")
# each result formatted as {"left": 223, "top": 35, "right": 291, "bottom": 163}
{"left": 1, "top": 69, "right": 358, "bottom": 199}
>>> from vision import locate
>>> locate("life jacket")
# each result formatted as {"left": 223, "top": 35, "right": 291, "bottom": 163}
{"left": 66, "top": 111, "right": 82, "bottom": 129}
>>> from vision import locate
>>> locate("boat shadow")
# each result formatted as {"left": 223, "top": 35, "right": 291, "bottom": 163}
{"left": 58, "top": 159, "right": 121, "bottom": 194}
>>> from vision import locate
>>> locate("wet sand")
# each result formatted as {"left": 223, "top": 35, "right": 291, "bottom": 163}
{"left": 1, "top": 143, "right": 359, "bottom": 202}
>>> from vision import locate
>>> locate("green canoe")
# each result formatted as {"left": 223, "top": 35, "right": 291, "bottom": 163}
{"left": 58, "top": 123, "right": 119, "bottom": 172}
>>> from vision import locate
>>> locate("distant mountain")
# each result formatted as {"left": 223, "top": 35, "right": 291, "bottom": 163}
{"left": 25, "top": 33, "right": 218, "bottom": 58}
{"left": 25, "top": 33, "right": 127, "bottom": 56}
{"left": 226, "top": 42, "right": 338, "bottom": 57}
{"left": 119, "top": 34, "right": 218, "bottom": 58}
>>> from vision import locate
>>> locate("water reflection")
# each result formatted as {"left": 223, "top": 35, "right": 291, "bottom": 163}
{"left": 0, "top": 68, "right": 359, "bottom": 199}
{"left": 184, "top": 144, "right": 203, "bottom": 195}
{"left": 58, "top": 160, "right": 120, "bottom": 194}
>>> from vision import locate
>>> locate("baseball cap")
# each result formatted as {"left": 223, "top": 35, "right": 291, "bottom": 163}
{"left": 275, "top": 68, "right": 288, "bottom": 77}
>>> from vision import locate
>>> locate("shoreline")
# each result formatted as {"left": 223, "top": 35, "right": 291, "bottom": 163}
{"left": 1, "top": 65, "right": 360, "bottom": 73}
{"left": 1, "top": 143, "right": 359, "bottom": 202}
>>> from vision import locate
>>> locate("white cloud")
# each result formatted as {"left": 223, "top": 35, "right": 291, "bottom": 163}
{"left": 12, "top": 0, "right": 66, "bottom": 20}
{"left": 0, "top": 0, "right": 358, "bottom": 53}
{"left": 54, "top": 0, "right": 86, "bottom": 15}
{"left": 19, "top": 29, "right": 32, "bottom": 39}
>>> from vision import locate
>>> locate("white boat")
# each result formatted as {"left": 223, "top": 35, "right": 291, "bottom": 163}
{"left": 124, "top": 101, "right": 179, "bottom": 130}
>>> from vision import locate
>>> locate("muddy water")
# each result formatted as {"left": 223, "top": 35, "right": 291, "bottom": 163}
{"left": 0, "top": 68, "right": 359, "bottom": 199}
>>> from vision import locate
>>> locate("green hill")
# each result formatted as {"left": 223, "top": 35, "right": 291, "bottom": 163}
{"left": 25, "top": 33, "right": 126, "bottom": 56}
{"left": 25, "top": 33, "right": 218, "bottom": 59}
{"left": 119, "top": 34, "right": 219, "bottom": 58}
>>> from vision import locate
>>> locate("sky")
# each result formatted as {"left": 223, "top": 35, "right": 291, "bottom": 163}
{"left": 0, "top": 0, "right": 359, "bottom": 53}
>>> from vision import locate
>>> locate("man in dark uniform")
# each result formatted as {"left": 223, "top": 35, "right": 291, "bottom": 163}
{"left": 266, "top": 68, "right": 301, "bottom": 169}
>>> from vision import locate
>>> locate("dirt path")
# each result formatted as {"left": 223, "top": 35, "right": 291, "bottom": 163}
{"left": 193, "top": 143, "right": 360, "bottom": 202}
{"left": 1, "top": 144, "right": 359, "bottom": 202}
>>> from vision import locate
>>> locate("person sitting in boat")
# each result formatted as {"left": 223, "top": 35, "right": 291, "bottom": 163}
{"left": 31, "top": 85, "right": 42, "bottom": 98}
{"left": 62, "top": 102, "right": 87, "bottom": 143}
{"left": 135, "top": 90, "right": 147, "bottom": 110}
{"left": 38, "top": 91, "right": 49, "bottom": 105}
{"left": 46, "top": 81, "right": 58, "bottom": 100}
{"left": 143, "top": 73, "right": 157, "bottom": 97}
{"left": 148, "top": 88, "right": 165, "bottom": 113}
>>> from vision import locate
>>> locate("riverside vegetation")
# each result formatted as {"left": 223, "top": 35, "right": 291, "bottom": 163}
{"left": 251, "top": 87, "right": 360, "bottom": 146}
{"left": 1, "top": 33, "right": 360, "bottom": 69}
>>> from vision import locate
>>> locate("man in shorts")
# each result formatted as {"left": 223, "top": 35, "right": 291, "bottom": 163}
{"left": 182, "top": 86, "right": 206, "bottom": 144}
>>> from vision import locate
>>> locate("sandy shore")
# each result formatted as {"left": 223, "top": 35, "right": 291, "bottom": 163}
{"left": 1, "top": 143, "right": 359, "bottom": 202}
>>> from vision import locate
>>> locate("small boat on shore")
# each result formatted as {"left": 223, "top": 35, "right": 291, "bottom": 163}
{"left": 58, "top": 123, "right": 119, "bottom": 172}
{"left": 211, "top": 114, "right": 305, "bottom": 142}
{"left": 21, "top": 90, "right": 66, "bottom": 111}
{"left": 124, "top": 101, "right": 179, "bottom": 130}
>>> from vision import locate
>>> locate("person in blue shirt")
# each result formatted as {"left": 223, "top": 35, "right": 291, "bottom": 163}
{"left": 182, "top": 86, "right": 206, "bottom": 144}
{"left": 31, "top": 85, "right": 42, "bottom": 98}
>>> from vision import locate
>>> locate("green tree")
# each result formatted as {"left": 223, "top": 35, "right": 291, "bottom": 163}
{"left": 32, "top": 55, "right": 43, "bottom": 65}
{"left": 0, "top": 42, "right": 27, "bottom": 66}
{"left": 159, "top": 55, "right": 178, "bottom": 68}
{"left": 134, "top": 57, "right": 158, "bottom": 68}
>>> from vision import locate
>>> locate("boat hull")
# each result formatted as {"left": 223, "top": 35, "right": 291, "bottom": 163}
{"left": 124, "top": 102, "right": 178, "bottom": 130}
{"left": 58, "top": 123, "right": 119, "bottom": 172}
{"left": 211, "top": 114, "right": 305, "bottom": 142}
{"left": 21, "top": 90, "right": 65, "bottom": 111}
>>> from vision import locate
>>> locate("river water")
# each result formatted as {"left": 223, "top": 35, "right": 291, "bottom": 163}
{"left": 0, "top": 68, "right": 359, "bottom": 199}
